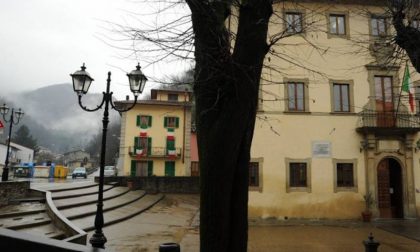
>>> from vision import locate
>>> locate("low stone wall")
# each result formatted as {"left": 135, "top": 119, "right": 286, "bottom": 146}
{"left": 44, "top": 191, "right": 87, "bottom": 245}
{"left": 0, "top": 228, "right": 101, "bottom": 252}
{"left": 98, "top": 176, "right": 199, "bottom": 194}
{"left": 0, "top": 181, "right": 30, "bottom": 207}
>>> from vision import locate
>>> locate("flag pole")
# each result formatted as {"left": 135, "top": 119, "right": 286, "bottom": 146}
{"left": 396, "top": 61, "right": 410, "bottom": 115}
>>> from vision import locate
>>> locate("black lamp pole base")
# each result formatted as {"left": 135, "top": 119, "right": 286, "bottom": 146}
{"left": 1, "top": 168, "right": 9, "bottom": 182}
{"left": 89, "top": 231, "right": 107, "bottom": 248}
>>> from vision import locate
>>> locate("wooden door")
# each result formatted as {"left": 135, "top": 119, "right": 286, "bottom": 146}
{"left": 191, "top": 161, "right": 199, "bottom": 177}
{"left": 377, "top": 159, "right": 392, "bottom": 218}
{"left": 165, "top": 161, "right": 175, "bottom": 176}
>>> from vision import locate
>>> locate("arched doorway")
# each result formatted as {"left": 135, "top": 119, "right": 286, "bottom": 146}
{"left": 377, "top": 158, "right": 404, "bottom": 218}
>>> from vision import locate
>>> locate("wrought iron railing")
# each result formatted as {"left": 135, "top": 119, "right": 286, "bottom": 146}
{"left": 128, "top": 146, "right": 182, "bottom": 158}
{"left": 357, "top": 111, "right": 420, "bottom": 128}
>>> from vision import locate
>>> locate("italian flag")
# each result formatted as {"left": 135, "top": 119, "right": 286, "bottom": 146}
{"left": 139, "top": 124, "right": 147, "bottom": 137}
{"left": 402, "top": 63, "right": 414, "bottom": 112}
{"left": 168, "top": 150, "right": 176, "bottom": 157}
{"left": 136, "top": 149, "right": 144, "bottom": 158}
{"left": 167, "top": 129, "right": 175, "bottom": 141}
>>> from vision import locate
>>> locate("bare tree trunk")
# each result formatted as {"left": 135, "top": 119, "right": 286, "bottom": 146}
{"left": 391, "top": 2, "right": 420, "bottom": 72}
{"left": 186, "top": 1, "right": 272, "bottom": 251}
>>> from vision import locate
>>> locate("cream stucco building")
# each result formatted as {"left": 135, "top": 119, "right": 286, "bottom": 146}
{"left": 248, "top": 0, "right": 420, "bottom": 220}
{"left": 117, "top": 89, "right": 193, "bottom": 177}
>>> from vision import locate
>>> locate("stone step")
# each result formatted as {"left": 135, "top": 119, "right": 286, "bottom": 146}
{"left": 18, "top": 222, "right": 66, "bottom": 240}
{"left": 0, "top": 202, "right": 46, "bottom": 218}
{"left": 53, "top": 186, "right": 130, "bottom": 209}
{"left": 72, "top": 194, "right": 164, "bottom": 231}
{"left": 0, "top": 212, "right": 51, "bottom": 230}
{"left": 31, "top": 181, "right": 98, "bottom": 192}
{"left": 60, "top": 190, "right": 147, "bottom": 219}
{"left": 51, "top": 184, "right": 115, "bottom": 200}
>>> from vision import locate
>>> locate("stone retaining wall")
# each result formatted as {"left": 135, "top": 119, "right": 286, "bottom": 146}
{"left": 0, "top": 181, "right": 30, "bottom": 207}
{"left": 98, "top": 176, "right": 199, "bottom": 194}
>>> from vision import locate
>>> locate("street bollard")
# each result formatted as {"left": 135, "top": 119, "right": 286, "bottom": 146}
{"left": 363, "top": 233, "right": 380, "bottom": 252}
{"left": 159, "top": 242, "right": 180, "bottom": 252}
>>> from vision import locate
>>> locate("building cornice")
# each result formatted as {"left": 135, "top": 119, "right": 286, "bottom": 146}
{"left": 115, "top": 100, "right": 193, "bottom": 107}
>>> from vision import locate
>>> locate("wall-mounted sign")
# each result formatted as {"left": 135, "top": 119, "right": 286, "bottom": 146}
{"left": 312, "top": 141, "right": 331, "bottom": 158}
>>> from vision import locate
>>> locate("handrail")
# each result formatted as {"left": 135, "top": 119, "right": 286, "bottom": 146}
{"left": 357, "top": 111, "right": 420, "bottom": 128}
{"left": 128, "top": 147, "right": 182, "bottom": 158}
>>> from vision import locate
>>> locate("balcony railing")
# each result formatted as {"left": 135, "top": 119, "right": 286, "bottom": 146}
{"left": 356, "top": 111, "right": 420, "bottom": 134}
{"left": 128, "top": 147, "right": 182, "bottom": 159}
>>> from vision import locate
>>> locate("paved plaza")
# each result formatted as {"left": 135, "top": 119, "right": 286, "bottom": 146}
{"left": 2, "top": 178, "right": 420, "bottom": 251}
{"left": 91, "top": 194, "right": 420, "bottom": 252}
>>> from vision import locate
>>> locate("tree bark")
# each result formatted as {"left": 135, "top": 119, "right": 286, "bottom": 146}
{"left": 391, "top": 4, "right": 420, "bottom": 72}
{"left": 186, "top": 1, "right": 272, "bottom": 251}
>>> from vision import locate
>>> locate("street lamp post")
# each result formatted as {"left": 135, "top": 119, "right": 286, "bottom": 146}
{"left": 0, "top": 105, "right": 24, "bottom": 182}
{"left": 70, "top": 63, "right": 147, "bottom": 248}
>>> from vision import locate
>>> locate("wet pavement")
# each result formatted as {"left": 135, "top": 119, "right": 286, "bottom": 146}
{"left": 376, "top": 219, "right": 420, "bottom": 242}
{"left": 86, "top": 194, "right": 420, "bottom": 252}
{"left": 3, "top": 177, "right": 420, "bottom": 251}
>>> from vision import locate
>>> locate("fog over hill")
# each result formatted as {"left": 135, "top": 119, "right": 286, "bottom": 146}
{"left": 0, "top": 84, "right": 120, "bottom": 153}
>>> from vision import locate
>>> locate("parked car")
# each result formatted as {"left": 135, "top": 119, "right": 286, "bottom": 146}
{"left": 104, "top": 166, "right": 118, "bottom": 176}
{"left": 72, "top": 167, "right": 87, "bottom": 179}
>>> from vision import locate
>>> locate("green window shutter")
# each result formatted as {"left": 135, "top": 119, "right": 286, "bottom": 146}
{"left": 164, "top": 117, "right": 167, "bottom": 128}
{"left": 147, "top": 160, "right": 153, "bottom": 176}
{"left": 168, "top": 128, "right": 174, "bottom": 133}
{"left": 175, "top": 117, "right": 179, "bottom": 128}
{"left": 131, "top": 160, "right": 136, "bottom": 176}
{"left": 148, "top": 116, "right": 152, "bottom": 127}
{"left": 147, "top": 137, "right": 152, "bottom": 154}
{"left": 136, "top": 115, "right": 140, "bottom": 126}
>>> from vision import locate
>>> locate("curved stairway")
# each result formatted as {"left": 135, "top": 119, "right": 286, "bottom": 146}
{"left": 0, "top": 181, "right": 164, "bottom": 241}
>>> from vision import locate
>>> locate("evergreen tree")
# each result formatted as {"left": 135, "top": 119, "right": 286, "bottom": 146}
{"left": 12, "top": 124, "right": 38, "bottom": 150}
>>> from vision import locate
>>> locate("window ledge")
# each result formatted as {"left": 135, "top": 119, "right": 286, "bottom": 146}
{"left": 284, "top": 111, "right": 311, "bottom": 115}
{"left": 249, "top": 186, "right": 262, "bottom": 192}
{"left": 287, "top": 187, "right": 311, "bottom": 193}
{"left": 330, "top": 112, "right": 357, "bottom": 116}
{"left": 327, "top": 34, "right": 349, "bottom": 39}
{"left": 334, "top": 187, "right": 358, "bottom": 193}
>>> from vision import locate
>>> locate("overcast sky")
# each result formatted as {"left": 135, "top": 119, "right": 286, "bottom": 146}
{"left": 0, "top": 0, "right": 190, "bottom": 100}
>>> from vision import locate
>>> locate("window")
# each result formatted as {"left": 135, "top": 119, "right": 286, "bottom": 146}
{"left": 286, "top": 12, "right": 303, "bottom": 33}
{"left": 164, "top": 117, "right": 179, "bottom": 128}
{"left": 287, "top": 82, "right": 305, "bottom": 111}
{"left": 134, "top": 137, "right": 151, "bottom": 155}
{"left": 249, "top": 162, "right": 259, "bottom": 187}
{"left": 333, "top": 159, "right": 357, "bottom": 192}
{"left": 286, "top": 158, "right": 311, "bottom": 192}
{"left": 329, "top": 14, "right": 346, "bottom": 35}
{"left": 374, "top": 76, "right": 393, "bottom": 111}
{"left": 289, "top": 162, "right": 307, "bottom": 187}
{"left": 168, "top": 93, "right": 179, "bottom": 101}
{"left": 137, "top": 115, "right": 152, "bottom": 128}
{"left": 337, "top": 163, "right": 354, "bottom": 187}
{"left": 371, "top": 16, "right": 387, "bottom": 36}
{"left": 333, "top": 83, "right": 350, "bottom": 112}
